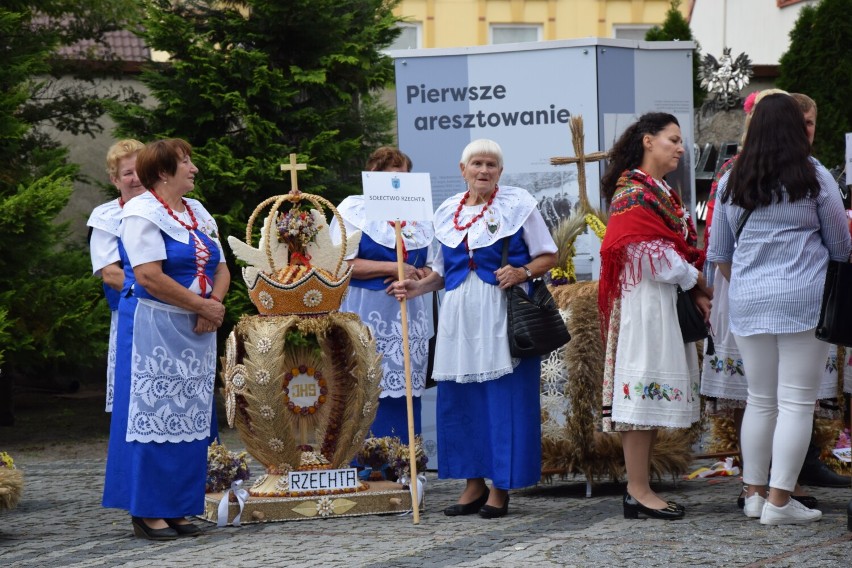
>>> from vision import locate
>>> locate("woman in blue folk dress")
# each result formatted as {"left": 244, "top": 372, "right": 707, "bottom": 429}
{"left": 102, "top": 139, "right": 230, "bottom": 540}
{"left": 392, "top": 139, "right": 557, "bottom": 518}
{"left": 87, "top": 139, "right": 145, "bottom": 412}
{"left": 331, "top": 147, "right": 434, "bottom": 443}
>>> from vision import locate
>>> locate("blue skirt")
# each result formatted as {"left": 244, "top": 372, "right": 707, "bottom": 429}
{"left": 102, "top": 295, "right": 212, "bottom": 518}
{"left": 436, "top": 357, "right": 542, "bottom": 489}
{"left": 369, "top": 395, "right": 422, "bottom": 444}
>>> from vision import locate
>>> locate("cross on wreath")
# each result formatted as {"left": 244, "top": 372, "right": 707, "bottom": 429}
{"left": 550, "top": 115, "right": 608, "bottom": 214}
{"left": 280, "top": 152, "right": 307, "bottom": 194}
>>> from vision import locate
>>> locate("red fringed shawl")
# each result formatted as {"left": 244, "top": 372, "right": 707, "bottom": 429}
{"left": 599, "top": 169, "right": 705, "bottom": 339}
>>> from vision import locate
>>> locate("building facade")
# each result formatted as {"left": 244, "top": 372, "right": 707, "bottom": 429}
{"left": 390, "top": 0, "right": 687, "bottom": 49}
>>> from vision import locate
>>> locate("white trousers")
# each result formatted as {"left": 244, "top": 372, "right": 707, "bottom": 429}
{"left": 734, "top": 329, "right": 829, "bottom": 491}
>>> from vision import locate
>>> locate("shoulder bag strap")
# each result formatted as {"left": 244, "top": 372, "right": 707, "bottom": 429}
{"left": 735, "top": 208, "right": 753, "bottom": 243}
{"left": 501, "top": 237, "right": 510, "bottom": 267}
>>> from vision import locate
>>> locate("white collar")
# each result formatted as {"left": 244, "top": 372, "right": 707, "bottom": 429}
{"left": 337, "top": 195, "right": 434, "bottom": 249}
{"left": 433, "top": 185, "right": 538, "bottom": 249}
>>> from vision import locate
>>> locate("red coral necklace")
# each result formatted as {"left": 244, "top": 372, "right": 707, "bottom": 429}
{"left": 149, "top": 189, "right": 212, "bottom": 295}
{"left": 452, "top": 186, "right": 498, "bottom": 231}
{"left": 149, "top": 189, "right": 198, "bottom": 230}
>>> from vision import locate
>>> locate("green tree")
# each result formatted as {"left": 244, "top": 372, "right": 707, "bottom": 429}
{"left": 778, "top": 0, "right": 852, "bottom": 168}
{"left": 111, "top": 0, "right": 403, "bottom": 327}
{"left": 645, "top": 0, "right": 706, "bottom": 109}
{"left": 0, "top": 1, "right": 141, "bottom": 377}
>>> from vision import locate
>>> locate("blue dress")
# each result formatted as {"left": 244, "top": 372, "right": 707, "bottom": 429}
{"left": 435, "top": 231, "right": 542, "bottom": 490}
{"left": 102, "top": 227, "right": 220, "bottom": 518}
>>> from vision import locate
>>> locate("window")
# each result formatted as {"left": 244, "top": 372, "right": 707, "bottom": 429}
{"left": 613, "top": 24, "right": 654, "bottom": 41}
{"left": 388, "top": 23, "right": 421, "bottom": 50}
{"left": 490, "top": 24, "right": 542, "bottom": 45}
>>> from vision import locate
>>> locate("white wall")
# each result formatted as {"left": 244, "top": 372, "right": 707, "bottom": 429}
{"left": 690, "top": 0, "right": 818, "bottom": 66}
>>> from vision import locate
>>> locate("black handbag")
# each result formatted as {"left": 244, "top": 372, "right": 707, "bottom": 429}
{"left": 502, "top": 240, "right": 571, "bottom": 357}
{"left": 815, "top": 259, "right": 852, "bottom": 347}
{"left": 676, "top": 286, "right": 708, "bottom": 343}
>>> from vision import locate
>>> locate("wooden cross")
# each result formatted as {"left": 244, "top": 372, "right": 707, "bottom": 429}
{"left": 280, "top": 153, "right": 307, "bottom": 194}
{"left": 550, "top": 115, "right": 608, "bottom": 213}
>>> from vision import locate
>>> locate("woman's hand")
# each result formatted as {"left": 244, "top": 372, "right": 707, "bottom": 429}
{"left": 382, "top": 263, "right": 428, "bottom": 284}
{"left": 494, "top": 265, "right": 528, "bottom": 290}
{"left": 198, "top": 298, "right": 225, "bottom": 328}
{"left": 388, "top": 270, "right": 444, "bottom": 300}
{"left": 194, "top": 314, "right": 219, "bottom": 334}
{"left": 690, "top": 288, "right": 712, "bottom": 322}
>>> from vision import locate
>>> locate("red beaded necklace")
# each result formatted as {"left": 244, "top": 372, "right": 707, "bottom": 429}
{"left": 452, "top": 186, "right": 498, "bottom": 231}
{"left": 149, "top": 189, "right": 212, "bottom": 295}
{"left": 149, "top": 189, "right": 198, "bottom": 230}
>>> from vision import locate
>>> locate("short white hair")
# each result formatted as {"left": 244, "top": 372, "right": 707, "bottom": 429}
{"left": 460, "top": 139, "right": 503, "bottom": 168}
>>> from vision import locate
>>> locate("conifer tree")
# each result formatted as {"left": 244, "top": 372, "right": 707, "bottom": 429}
{"left": 0, "top": 1, "right": 141, "bottom": 378}
{"left": 778, "top": 0, "right": 852, "bottom": 167}
{"left": 110, "top": 0, "right": 403, "bottom": 325}
{"left": 645, "top": 0, "right": 705, "bottom": 108}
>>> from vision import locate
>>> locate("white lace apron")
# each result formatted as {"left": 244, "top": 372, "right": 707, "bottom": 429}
{"left": 126, "top": 298, "right": 216, "bottom": 443}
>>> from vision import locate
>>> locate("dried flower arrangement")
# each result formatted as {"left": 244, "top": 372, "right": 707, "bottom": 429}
{"left": 206, "top": 441, "right": 251, "bottom": 493}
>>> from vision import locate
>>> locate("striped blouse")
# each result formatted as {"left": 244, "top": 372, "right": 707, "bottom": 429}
{"left": 707, "top": 159, "right": 851, "bottom": 336}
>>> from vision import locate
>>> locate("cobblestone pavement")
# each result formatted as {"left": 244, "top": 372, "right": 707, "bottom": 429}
{"left": 2, "top": 435, "right": 851, "bottom": 568}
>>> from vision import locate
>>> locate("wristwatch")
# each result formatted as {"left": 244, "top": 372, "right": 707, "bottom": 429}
{"left": 522, "top": 266, "right": 532, "bottom": 281}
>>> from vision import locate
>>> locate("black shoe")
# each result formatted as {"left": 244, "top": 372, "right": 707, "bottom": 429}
{"left": 737, "top": 485, "right": 747, "bottom": 509}
{"left": 166, "top": 518, "right": 203, "bottom": 537}
{"left": 131, "top": 517, "right": 179, "bottom": 541}
{"left": 444, "top": 488, "right": 490, "bottom": 516}
{"left": 667, "top": 501, "right": 686, "bottom": 512}
{"left": 791, "top": 494, "right": 819, "bottom": 509}
{"left": 479, "top": 494, "right": 509, "bottom": 519}
{"left": 623, "top": 492, "right": 685, "bottom": 520}
{"left": 799, "top": 444, "right": 852, "bottom": 487}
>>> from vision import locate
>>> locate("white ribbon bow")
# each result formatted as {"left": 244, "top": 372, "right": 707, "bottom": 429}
{"left": 398, "top": 474, "right": 427, "bottom": 515}
{"left": 217, "top": 479, "right": 249, "bottom": 527}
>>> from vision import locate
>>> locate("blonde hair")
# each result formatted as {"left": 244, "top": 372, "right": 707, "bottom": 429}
{"left": 105, "top": 139, "right": 144, "bottom": 179}
{"left": 790, "top": 92, "right": 817, "bottom": 119}
{"left": 460, "top": 139, "right": 504, "bottom": 168}
{"left": 742, "top": 88, "right": 789, "bottom": 145}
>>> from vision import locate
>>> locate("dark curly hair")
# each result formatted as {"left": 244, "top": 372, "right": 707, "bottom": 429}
{"left": 721, "top": 93, "right": 817, "bottom": 209}
{"left": 600, "top": 112, "right": 679, "bottom": 203}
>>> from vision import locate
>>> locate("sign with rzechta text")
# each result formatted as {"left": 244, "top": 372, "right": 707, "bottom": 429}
{"left": 287, "top": 468, "right": 359, "bottom": 493}
{"left": 362, "top": 171, "right": 433, "bottom": 222}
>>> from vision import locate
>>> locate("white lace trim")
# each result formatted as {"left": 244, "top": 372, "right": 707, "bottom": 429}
{"left": 433, "top": 186, "right": 537, "bottom": 250}
{"left": 432, "top": 359, "right": 519, "bottom": 384}
{"left": 87, "top": 199, "right": 122, "bottom": 236}
{"left": 122, "top": 192, "right": 218, "bottom": 245}
{"left": 105, "top": 310, "right": 118, "bottom": 412}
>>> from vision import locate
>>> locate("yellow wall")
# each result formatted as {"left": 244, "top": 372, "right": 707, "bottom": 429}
{"left": 394, "top": 0, "right": 685, "bottom": 47}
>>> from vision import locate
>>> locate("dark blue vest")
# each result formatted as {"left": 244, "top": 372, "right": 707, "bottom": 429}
{"left": 349, "top": 233, "right": 430, "bottom": 291}
{"left": 443, "top": 230, "right": 531, "bottom": 291}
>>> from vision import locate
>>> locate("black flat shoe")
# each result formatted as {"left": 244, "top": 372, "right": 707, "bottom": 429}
{"left": 131, "top": 517, "right": 179, "bottom": 541}
{"left": 667, "top": 501, "right": 686, "bottom": 512}
{"left": 791, "top": 494, "right": 818, "bottom": 509}
{"left": 166, "top": 518, "right": 203, "bottom": 537}
{"left": 444, "top": 488, "right": 490, "bottom": 516}
{"left": 737, "top": 485, "right": 746, "bottom": 509}
{"left": 623, "top": 492, "right": 685, "bottom": 520}
{"left": 479, "top": 494, "right": 509, "bottom": 519}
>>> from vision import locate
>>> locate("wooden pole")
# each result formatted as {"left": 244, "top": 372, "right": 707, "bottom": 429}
{"left": 395, "top": 220, "right": 420, "bottom": 524}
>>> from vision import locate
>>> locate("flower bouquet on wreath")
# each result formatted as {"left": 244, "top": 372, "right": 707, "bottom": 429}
{"left": 0, "top": 451, "right": 23, "bottom": 510}
{"left": 206, "top": 440, "right": 251, "bottom": 494}
{"left": 355, "top": 436, "right": 428, "bottom": 483}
